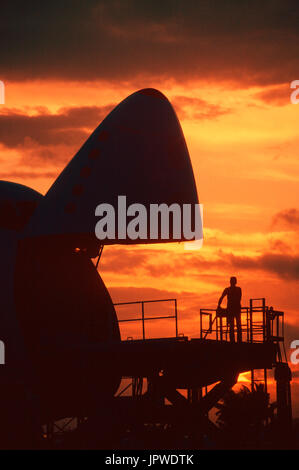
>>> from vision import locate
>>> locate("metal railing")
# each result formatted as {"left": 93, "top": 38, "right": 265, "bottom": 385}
{"left": 199, "top": 298, "right": 285, "bottom": 350}
{"left": 114, "top": 298, "right": 178, "bottom": 340}
{"left": 200, "top": 307, "right": 255, "bottom": 342}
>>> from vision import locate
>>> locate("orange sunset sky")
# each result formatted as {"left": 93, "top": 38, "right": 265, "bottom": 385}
{"left": 1, "top": 2, "right": 299, "bottom": 414}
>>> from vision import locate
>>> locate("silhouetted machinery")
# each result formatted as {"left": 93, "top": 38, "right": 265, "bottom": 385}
{"left": 0, "top": 89, "right": 292, "bottom": 449}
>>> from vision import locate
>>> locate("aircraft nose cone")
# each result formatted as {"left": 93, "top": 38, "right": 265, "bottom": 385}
{"left": 23, "top": 89, "right": 199, "bottom": 248}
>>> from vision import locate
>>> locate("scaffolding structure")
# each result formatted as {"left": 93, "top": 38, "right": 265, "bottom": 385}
{"left": 44, "top": 297, "right": 292, "bottom": 449}
{"left": 200, "top": 298, "right": 288, "bottom": 392}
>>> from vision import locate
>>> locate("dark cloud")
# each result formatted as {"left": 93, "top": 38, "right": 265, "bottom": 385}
{"left": 0, "top": 95, "right": 226, "bottom": 156}
{"left": 228, "top": 252, "right": 299, "bottom": 280}
{"left": 172, "top": 96, "right": 229, "bottom": 120}
{"left": 0, "top": 170, "right": 58, "bottom": 179}
{"left": 99, "top": 246, "right": 220, "bottom": 279}
{"left": 284, "top": 322, "right": 299, "bottom": 347}
{"left": 108, "top": 285, "right": 179, "bottom": 304}
{"left": 268, "top": 238, "right": 292, "bottom": 253}
{"left": 254, "top": 85, "right": 291, "bottom": 106}
{"left": 100, "top": 246, "right": 150, "bottom": 274}
{"left": 1, "top": 1, "right": 299, "bottom": 86}
{"left": 99, "top": 245, "right": 299, "bottom": 282}
{"left": 272, "top": 208, "right": 299, "bottom": 228}
{"left": 0, "top": 104, "right": 114, "bottom": 148}
{"left": 143, "top": 254, "right": 221, "bottom": 278}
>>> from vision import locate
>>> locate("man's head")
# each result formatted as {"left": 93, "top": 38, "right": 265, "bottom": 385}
{"left": 230, "top": 276, "right": 237, "bottom": 286}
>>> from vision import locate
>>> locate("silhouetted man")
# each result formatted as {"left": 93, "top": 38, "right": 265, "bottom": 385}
{"left": 218, "top": 277, "right": 242, "bottom": 343}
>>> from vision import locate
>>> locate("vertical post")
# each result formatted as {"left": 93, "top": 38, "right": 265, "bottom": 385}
{"left": 275, "top": 363, "right": 292, "bottom": 442}
{"left": 249, "top": 299, "right": 253, "bottom": 343}
{"left": 200, "top": 310, "right": 202, "bottom": 339}
{"left": 174, "top": 299, "right": 178, "bottom": 337}
{"left": 262, "top": 298, "right": 266, "bottom": 342}
{"left": 138, "top": 377, "right": 143, "bottom": 396}
{"left": 220, "top": 316, "right": 223, "bottom": 342}
{"left": 246, "top": 308, "right": 249, "bottom": 342}
{"left": 263, "top": 368, "right": 269, "bottom": 426}
{"left": 191, "top": 388, "right": 199, "bottom": 403}
{"left": 141, "top": 301, "right": 145, "bottom": 340}
{"left": 264, "top": 368, "right": 268, "bottom": 394}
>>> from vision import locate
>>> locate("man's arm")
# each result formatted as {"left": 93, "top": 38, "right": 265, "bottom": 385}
{"left": 218, "top": 288, "right": 228, "bottom": 307}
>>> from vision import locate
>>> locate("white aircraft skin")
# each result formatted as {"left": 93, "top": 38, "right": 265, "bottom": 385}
{"left": 0, "top": 89, "right": 199, "bottom": 427}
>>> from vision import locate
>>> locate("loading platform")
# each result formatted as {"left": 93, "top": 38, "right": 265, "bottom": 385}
{"left": 45, "top": 297, "right": 292, "bottom": 448}
{"left": 115, "top": 297, "right": 287, "bottom": 388}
